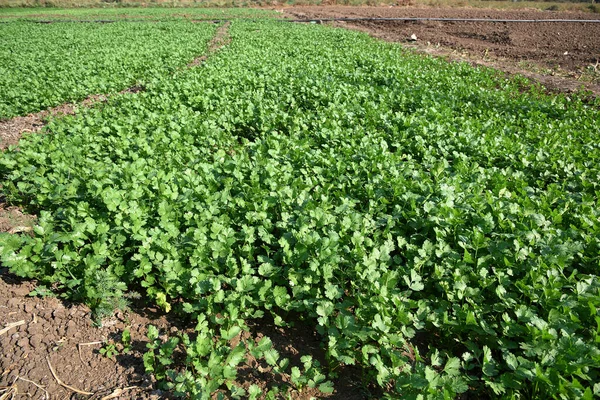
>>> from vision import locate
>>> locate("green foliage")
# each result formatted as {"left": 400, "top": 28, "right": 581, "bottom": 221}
{"left": 99, "top": 327, "right": 132, "bottom": 359}
{"left": 0, "top": 20, "right": 216, "bottom": 119}
{"left": 99, "top": 342, "right": 119, "bottom": 359}
{"left": 121, "top": 327, "right": 132, "bottom": 354}
{"left": 1, "top": 19, "right": 600, "bottom": 399}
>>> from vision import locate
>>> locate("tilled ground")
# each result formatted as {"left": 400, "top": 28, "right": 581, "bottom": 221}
{"left": 0, "top": 271, "right": 171, "bottom": 399}
{"left": 284, "top": 6, "right": 600, "bottom": 95}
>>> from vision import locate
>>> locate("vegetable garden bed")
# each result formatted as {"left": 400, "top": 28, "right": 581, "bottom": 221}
{"left": 1, "top": 15, "right": 599, "bottom": 400}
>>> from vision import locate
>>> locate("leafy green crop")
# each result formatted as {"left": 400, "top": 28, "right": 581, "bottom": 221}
{"left": 0, "top": 20, "right": 216, "bottom": 119}
{"left": 1, "top": 19, "right": 600, "bottom": 399}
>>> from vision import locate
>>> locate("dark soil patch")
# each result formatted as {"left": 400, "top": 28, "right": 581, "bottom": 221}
{"left": 284, "top": 6, "right": 600, "bottom": 96}
{"left": 241, "top": 316, "right": 374, "bottom": 399}
{"left": 123, "top": 85, "right": 145, "bottom": 94}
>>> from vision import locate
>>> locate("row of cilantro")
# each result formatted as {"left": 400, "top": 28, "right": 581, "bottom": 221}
{"left": 0, "top": 20, "right": 216, "bottom": 120}
{"left": 2, "top": 20, "right": 600, "bottom": 399}
{"left": 0, "top": 7, "right": 279, "bottom": 21}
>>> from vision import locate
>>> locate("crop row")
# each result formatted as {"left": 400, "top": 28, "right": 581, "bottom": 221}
{"left": 1, "top": 20, "right": 600, "bottom": 399}
{"left": 0, "top": 21, "right": 216, "bottom": 119}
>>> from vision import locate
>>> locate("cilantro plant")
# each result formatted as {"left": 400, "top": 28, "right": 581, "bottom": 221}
{"left": 99, "top": 342, "right": 119, "bottom": 360}
{"left": 0, "top": 20, "right": 216, "bottom": 119}
{"left": 1, "top": 19, "right": 599, "bottom": 399}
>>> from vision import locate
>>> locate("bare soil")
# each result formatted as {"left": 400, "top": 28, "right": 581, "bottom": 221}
{"left": 0, "top": 270, "right": 168, "bottom": 399}
{"left": 0, "top": 202, "right": 35, "bottom": 234}
{"left": 284, "top": 6, "right": 600, "bottom": 95}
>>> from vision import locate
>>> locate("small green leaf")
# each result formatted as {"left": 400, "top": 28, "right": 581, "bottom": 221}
{"left": 444, "top": 357, "right": 461, "bottom": 376}
{"left": 264, "top": 348, "right": 279, "bottom": 366}
{"left": 319, "top": 381, "right": 335, "bottom": 394}
{"left": 147, "top": 325, "right": 159, "bottom": 341}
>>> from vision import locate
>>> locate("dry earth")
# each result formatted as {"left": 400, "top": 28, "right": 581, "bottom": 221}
{"left": 0, "top": 270, "right": 174, "bottom": 399}
{"left": 0, "top": 268, "right": 370, "bottom": 399}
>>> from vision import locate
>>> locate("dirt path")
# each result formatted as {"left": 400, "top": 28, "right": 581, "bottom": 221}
{"left": 188, "top": 21, "right": 231, "bottom": 66}
{"left": 0, "top": 85, "right": 142, "bottom": 151}
{"left": 284, "top": 6, "right": 600, "bottom": 96}
{"left": 0, "top": 94, "right": 109, "bottom": 150}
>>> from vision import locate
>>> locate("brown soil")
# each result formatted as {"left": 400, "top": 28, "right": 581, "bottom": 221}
{"left": 0, "top": 270, "right": 171, "bottom": 399}
{"left": 244, "top": 316, "right": 374, "bottom": 399}
{"left": 284, "top": 6, "right": 600, "bottom": 95}
{"left": 0, "top": 202, "right": 36, "bottom": 234}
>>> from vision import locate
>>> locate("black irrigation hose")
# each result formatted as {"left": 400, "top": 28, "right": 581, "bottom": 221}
{"left": 289, "top": 17, "right": 600, "bottom": 23}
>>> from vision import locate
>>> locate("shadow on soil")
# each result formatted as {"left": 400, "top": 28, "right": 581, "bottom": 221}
{"left": 0, "top": 268, "right": 381, "bottom": 399}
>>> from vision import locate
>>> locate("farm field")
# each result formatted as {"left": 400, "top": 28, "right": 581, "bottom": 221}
{"left": 1, "top": 9, "right": 600, "bottom": 400}
{"left": 285, "top": 6, "right": 600, "bottom": 95}
{"left": 0, "top": 21, "right": 218, "bottom": 119}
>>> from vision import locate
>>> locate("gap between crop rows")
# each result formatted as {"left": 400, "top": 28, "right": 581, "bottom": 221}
{"left": 188, "top": 21, "right": 231, "bottom": 67}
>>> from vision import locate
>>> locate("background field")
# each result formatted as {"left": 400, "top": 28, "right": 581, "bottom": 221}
{"left": 0, "top": 6, "right": 278, "bottom": 18}
{"left": 0, "top": 0, "right": 598, "bottom": 12}
{"left": 0, "top": 21, "right": 219, "bottom": 119}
